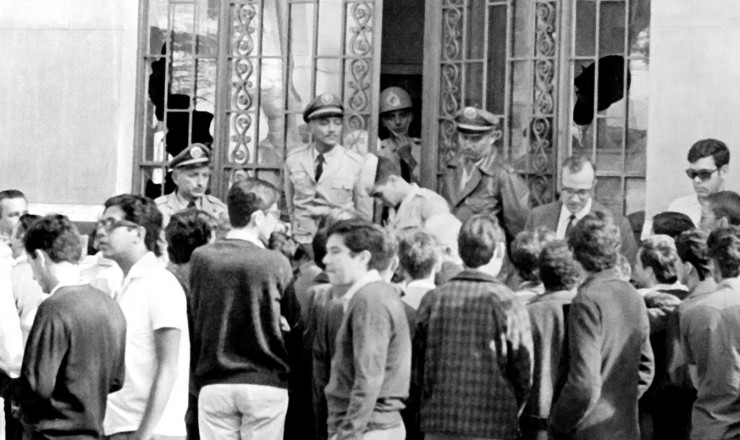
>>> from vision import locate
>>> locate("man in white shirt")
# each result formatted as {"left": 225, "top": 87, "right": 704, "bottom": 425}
{"left": 97, "top": 194, "right": 189, "bottom": 440}
{"left": 524, "top": 155, "right": 637, "bottom": 265}
{"left": 667, "top": 138, "right": 730, "bottom": 226}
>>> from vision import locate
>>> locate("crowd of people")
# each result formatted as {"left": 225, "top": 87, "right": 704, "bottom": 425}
{"left": 0, "top": 87, "right": 738, "bottom": 440}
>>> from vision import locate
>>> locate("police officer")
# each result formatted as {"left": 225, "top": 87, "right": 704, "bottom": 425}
{"left": 378, "top": 87, "right": 421, "bottom": 183}
{"left": 372, "top": 156, "right": 449, "bottom": 236}
{"left": 284, "top": 93, "right": 372, "bottom": 244}
{"left": 439, "top": 107, "right": 531, "bottom": 241}
{"left": 155, "top": 143, "right": 227, "bottom": 227}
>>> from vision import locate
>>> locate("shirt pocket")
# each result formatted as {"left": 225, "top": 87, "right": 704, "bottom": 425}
{"left": 289, "top": 170, "right": 315, "bottom": 200}
{"left": 328, "top": 178, "right": 355, "bottom": 205}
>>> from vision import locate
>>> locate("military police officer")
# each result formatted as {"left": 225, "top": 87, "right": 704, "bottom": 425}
{"left": 155, "top": 143, "right": 227, "bottom": 227}
{"left": 378, "top": 87, "right": 421, "bottom": 183}
{"left": 284, "top": 93, "right": 372, "bottom": 244}
{"left": 439, "top": 107, "right": 531, "bottom": 241}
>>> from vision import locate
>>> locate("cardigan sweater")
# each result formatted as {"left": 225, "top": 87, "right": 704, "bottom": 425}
{"left": 189, "top": 239, "right": 301, "bottom": 389}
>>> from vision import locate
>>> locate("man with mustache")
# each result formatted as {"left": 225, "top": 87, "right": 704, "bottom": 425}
{"left": 284, "top": 93, "right": 372, "bottom": 245}
{"left": 440, "top": 107, "right": 531, "bottom": 244}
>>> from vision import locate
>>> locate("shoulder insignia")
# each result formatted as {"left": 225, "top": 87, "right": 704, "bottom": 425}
{"left": 343, "top": 147, "right": 363, "bottom": 163}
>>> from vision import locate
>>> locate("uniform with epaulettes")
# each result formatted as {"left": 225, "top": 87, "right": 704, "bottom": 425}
{"left": 284, "top": 144, "right": 371, "bottom": 243}
{"left": 154, "top": 143, "right": 228, "bottom": 227}
{"left": 155, "top": 192, "right": 227, "bottom": 227}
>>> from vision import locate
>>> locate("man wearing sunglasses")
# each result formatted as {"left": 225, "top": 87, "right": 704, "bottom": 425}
{"left": 668, "top": 138, "right": 730, "bottom": 227}
{"left": 525, "top": 155, "right": 637, "bottom": 265}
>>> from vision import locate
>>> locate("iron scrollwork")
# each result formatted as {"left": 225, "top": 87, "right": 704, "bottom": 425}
{"left": 229, "top": 2, "right": 258, "bottom": 172}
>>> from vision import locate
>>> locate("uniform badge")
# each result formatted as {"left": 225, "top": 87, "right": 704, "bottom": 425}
{"left": 190, "top": 145, "right": 205, "bottom": 158}
{"left": 463, "top": 107, "right": 478, "bottom": 120}
{"left": 387, "top": 92, "right": 400, "bottom": 107}
{"left": 320, "top": 93, "right": 335, "bottom": 105}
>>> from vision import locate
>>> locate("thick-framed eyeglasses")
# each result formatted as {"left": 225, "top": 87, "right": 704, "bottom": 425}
{"left": 96, "top": 218, "right": 140, "bottom": 233}
{"left": 685, "top": 168, "right": 718, "bottom": 182}
{"left": 561, "top": 187, "right": 592, "bottom": 198}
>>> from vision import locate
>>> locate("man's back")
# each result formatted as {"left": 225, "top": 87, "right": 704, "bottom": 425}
{"left": 19, "top": 284, "right": 126, "bottom": 439}
{"left": 681, "top": 278, "right": 740, "bottom": 440}
{"left": 415, "top": 269, "right": 532, "bottom": 439}
{"left": 549, "top": 269, "right": 653, "bottom": 440}
{"left": 189, "top": 239, "right": 299, "bottom": 389}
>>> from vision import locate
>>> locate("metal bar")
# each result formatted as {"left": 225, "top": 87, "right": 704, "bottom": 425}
{"left": 482, "top": 0, "right": 490, "bottom": 111}
{"left": 622, "top": 0, "right": 630, "bottom": 214}
{"left": 460, "top": 0, "right": 468, "bottom": 108}
{"left": 187, "top": 0, "right": 198, "bottom": 148}
{"left": 420, "top": 0, "right": 442, "bottom": 190}
{"left": 502, "top": 0, "right": 513, "bottom": 161}
{"left": 132, "top": 0, "right": 151, "bottom": 194}
{"left": 592, "top": 0, "right": 600, "bottom": 165}
{"left": 254, "top": 0, "right": 265, "bottom": 165}
{"left": 279, "top": 0, "right": 291, "bottom": 193}
{"left": 311, "top": 0, "right": 320, "bottom": 99}
{"left": 212, "top": 0, "right": 231, "bottom": 197}
{"left": 368, "top": 0, "right": 384, "bottom": 155}
{"left": 339, "top": 0, "right": 348, "bottom": 103}
{"left": 161, "top": 2, "right": 174, "bottom": 198}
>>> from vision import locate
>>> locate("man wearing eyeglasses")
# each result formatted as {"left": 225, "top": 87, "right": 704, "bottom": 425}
{"left": 668, "top": 139, "right": 730, "bottom": 227}
{"left": 98, "top": 194, "right": 190, "bottom": 440}
{"left": 524, "top": 155, "right": 637, "bottom": 264}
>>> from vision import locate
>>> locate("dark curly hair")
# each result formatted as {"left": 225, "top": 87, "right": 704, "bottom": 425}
{"left": 165, "top": 209, "right": 215, "bottom": 264}
{"left": 568, "top": 210, "right": 621, "bottom": 273}
{"left": 676, "top": 229, "right": 711, "bottom": 281}
{"left": 652, "top": 211, "right": 695, "bottom": 239}
{"left": 539, "top": 240, "right": 583, "bottom": 291}
{"left": 708, "top": 225, "right": 740, "bottom": 279}
{"left": 638, "top": 235, "right": 681, "bottom": 284}
{"left": 511, "top": 227, "right": 556, "bottom": 282}
{"left": 227, "top": 178, "right": 279, "bottom": 228}
{"left": 326, "top": 219, "right": 388, "bottom": 271}
{"left": 104, "top": 194, "right": 163, "bottom": 256}
{"left": 399, "top": 231, "right": 440, "bottom": 280}
{"left": 24, "top": 214, "right": 82, "bottom": 264}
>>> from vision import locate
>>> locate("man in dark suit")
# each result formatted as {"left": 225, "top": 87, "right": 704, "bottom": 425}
{"left": 524, "top": 155, "right": 638, "bottom": 265}
{"left": 549, "top": 211, "right": 654, "bottom": 440}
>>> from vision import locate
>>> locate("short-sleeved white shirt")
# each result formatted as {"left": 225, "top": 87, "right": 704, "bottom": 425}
{"left": 104, "top": 252, "right": 189, "bottom": 436}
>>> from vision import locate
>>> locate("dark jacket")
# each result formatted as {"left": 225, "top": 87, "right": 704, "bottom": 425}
{"left": 549, "top": 269, "right": 654, "bottom": 440}
{"left": 3, "top": 285, "right": 126, "bottom": 439}
{"left": 413, "top": 269, "right": 533, "bottom": 439}
{"left": 189, "top": 239, "right": 301, "bottom": 389}
{"left": 439, "top": 153, "right": 531, "bottom": 239}
{"left": 524, "top": 200, "right": 638, "bottom": 266}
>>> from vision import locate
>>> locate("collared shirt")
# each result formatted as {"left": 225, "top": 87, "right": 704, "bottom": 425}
{"left": 225, "top": 228, "right": 265, "bottom": 248}
{"left": 555, "top": 198, "right": 592, "bottom": 238}
{"left": 402, "top": 279, "right": 436, "bottom": 310}
{"left": 0, "top": 261, "right": 22, "bottom": 377}
{"left": 48, "top": 280, "right": 85, "bottom": 297}
{"left": 667, "top": 193, "right": 702, "bottom": 227}
{"left": 340, "top": 269, "right": 381, "bottom": 312}
{"left": 10, "top": 258, "right": 49, "bottom": 346}
{"left": 311, "top": 145, "right": 341, "bottom": 180}
{"left": 105, "top": 252, "right": 189, "bottom": 437}
{"left": 679, "top": 277, "right": 740, "bottom": 440}
{"left": 460, "top": 158, "right": 485, "bottom": 191}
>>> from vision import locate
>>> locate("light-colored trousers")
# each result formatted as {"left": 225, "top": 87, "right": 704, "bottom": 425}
{"left": 198, "top": 383, "right": 288, "bottom": 440}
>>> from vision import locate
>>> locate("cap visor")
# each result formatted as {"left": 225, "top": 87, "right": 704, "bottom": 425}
{"left": 306, "top": 107, "right": 344, "bottom": 121}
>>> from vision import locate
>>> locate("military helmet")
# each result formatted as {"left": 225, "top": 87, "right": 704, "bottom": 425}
{"left": 379, "top": 87, "right": 413, "bottom": 114}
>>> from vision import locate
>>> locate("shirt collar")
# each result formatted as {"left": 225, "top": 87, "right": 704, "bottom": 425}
{"left": 559, "top": 198, "right": 592, "bottom": 222}
{"left": 341, "top": 269, "right": 382, "bottom": 312}
{"left": 312, "top": 145, "right": 340, "bottom": 162}
{"left": 406, "top": 279, "right": 436, "bottom": 290}
{"left": 49, "top": 280, "right": 86, "bottom": 297}
{"left": 125, "top": 252, "right": 161, "bottom": 281}
{"left": 717, "top": 277, "right": 740, "bottom": 291}
{"left": 398, "top": 183, "right": 421, "bottom": 209}
{"left": 226, "top": 228, "right": 265, "bottom": 248}
{"left": 652, "top": 282, "right": 688, "bottom": 292}
{"left": 174, "top": 191, "right": 200, "bottom": 209}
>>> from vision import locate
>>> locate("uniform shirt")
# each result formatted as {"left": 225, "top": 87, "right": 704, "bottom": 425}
{"left": 386, "top": 184, "right": 450, "bottom": 236}
{"left": 284, "top": 144, "right": 372, "bottom": 243}
{"left": 679, "top": 278, "right": 740, "bottom": 440}
{"left": 413, "top": 269, "right": 533, "bottom": 439}
{"left": 104, "top": 252, "right": 189, "bottom": 437}
{"left": 155, "top": 191, "right": 228, "bottom": 227}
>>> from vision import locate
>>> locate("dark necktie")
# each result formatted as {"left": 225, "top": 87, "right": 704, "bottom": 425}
{"left": 564, "top": 214, "right": 576, "bottom": 237}
{"left": 315, "top": 153, "right": 325, "bottom": 182}
{"left": 187, "top": 201, "right": 196, "bottom": 209}
{"left": 397, "top": 144, "right": 416, "bottom": 183}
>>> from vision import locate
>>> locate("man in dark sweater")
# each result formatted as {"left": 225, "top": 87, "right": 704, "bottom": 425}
{"left": 323, "top": 219, "right": 411, "bottom": 440}
{"left": 189, "top": 178, "right": 301, "bottom": 440}
{"left": 0, "top": 214, "right": 126, "bottom": 439}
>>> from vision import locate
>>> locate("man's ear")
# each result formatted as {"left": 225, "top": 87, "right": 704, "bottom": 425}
{"left": 34, "top": 249, "right": 47, "bottom": 266}
{"left": 357, "top": 249, "right": 372, "bottom": 267}
{"left": 719, "top": 164, "right": 730, "bottom": 178}
{"left": 494, "top": 242, "right": 506, "bottom": 260}
{"left": 250, "top": 210, "right": 264, "bottom": 228}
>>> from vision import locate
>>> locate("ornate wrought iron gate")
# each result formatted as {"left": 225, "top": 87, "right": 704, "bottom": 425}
{"left": 133, "top": 0, "right": 383, "bottom": 200}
